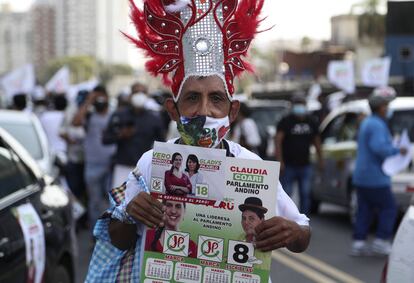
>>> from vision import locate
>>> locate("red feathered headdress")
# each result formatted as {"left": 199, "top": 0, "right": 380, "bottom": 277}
{"left": 124, "top": 0, "right": 265, "bottom": 101}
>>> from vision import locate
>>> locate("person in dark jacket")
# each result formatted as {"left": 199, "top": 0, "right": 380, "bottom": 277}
{"left": 103, "top": 89, "right": 165, "bottom": 188}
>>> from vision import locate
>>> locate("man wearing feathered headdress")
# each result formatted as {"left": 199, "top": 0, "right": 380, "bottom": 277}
{"left": 86, "top": 1, "right": 310, "bottom": 282}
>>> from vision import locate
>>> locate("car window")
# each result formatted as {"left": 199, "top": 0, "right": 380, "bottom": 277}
{"left": 337, "top": 113, "right": 359, "bottom": 142}
{"left": 321, "top": 114, "right": 345, "bottom": 144}
{"left": 0, "top": 122, "right": 44, "bottom": 160}
{"left": 389, "top": 110, "right": 414, "bottom": 141}
{"left": 0, "top": 140, "right": 37, "bottom": 199}
{"left": 250, "top": 106, "right": 288, "bottom": 136}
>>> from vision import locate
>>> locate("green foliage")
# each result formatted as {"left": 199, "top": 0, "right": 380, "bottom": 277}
{"left": 39, "top": 56, "right": 96, "bottom": 84}
{"left": 358, "top": 13, "right": 385, "bottom": 42}
{"left": 98, "top": 63, "right": 133, "bottom": 84}
{"left": 39, "top": 56, "right": 134, "bottom": 85}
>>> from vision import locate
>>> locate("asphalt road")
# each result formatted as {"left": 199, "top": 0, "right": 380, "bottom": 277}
{"left": 75, "top": 203, "right": 387, "bottom": 283}
{"left": 270, "top": 203, "right": 387, "bottom": 283}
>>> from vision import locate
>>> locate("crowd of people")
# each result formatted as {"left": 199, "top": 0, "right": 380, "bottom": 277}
{"left": 1, "top": 0, "right": 409, "bottom": 281}
{"left": 4, "top": 82, "right": 172, "bottom": 233}
{"left": 3, "top": 70, "right": 407, "bottom": 260}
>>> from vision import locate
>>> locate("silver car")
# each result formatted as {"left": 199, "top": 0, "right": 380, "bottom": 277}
{"left": 311, "top": 97, "right": 414, "bottom": 220}
{"left": 0, "top": 110, "right": 56, "bottom": 176}
{"left": 246, "top": 99, "right": 291, "bottom": 159}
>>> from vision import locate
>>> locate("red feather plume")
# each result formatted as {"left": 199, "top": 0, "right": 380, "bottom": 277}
{"left": 124, "top": 0, "right": 266, "bottom": 98}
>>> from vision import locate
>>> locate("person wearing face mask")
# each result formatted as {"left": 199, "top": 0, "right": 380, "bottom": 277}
{"left": 86, "top": 1, "right": 310, "bottom": 281}
{"left": 72, "top": 85, "right": 116, "bottom": 230}
{"left": 131, "top": 82, "right": 162, "bottom": 112}
{"left": 351, "top": 87, "right": 408, "bottom": 256}
{"left": 102, "top": 85, "right": 165, "bottom": 189}
{"left": 275, "top": 95, "right": 323, "bottom": 215}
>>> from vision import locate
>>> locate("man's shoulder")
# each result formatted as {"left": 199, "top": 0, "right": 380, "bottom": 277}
{"left": 365, "top": 115, "right": 386, "bottom": 129}
{"left": 277, "top": 114, "right": 293, "bottom": 128}
{"left": 227, "top": 140, "right": 261, "bottom": 160}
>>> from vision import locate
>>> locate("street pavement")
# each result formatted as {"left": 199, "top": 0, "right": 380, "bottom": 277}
{"left": 271, "top": 203, "right": 387, "bottom": 283}
{"left": 75, "top": 203, "right": 387, "bottom": 283}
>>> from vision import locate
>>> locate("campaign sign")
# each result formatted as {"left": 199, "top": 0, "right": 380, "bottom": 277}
{"left": 141, "top": 142, "right": 279, "bottom": 283}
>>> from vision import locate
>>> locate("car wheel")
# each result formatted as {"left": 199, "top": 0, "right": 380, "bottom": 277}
{"left": 49, "top": 265, "right": 71, "bottom": 283}
{"left": 348, "top": 188, "right": 358, "bottom": 224}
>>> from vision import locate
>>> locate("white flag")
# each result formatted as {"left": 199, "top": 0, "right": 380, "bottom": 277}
{"left": 327, "top": 60, "right": 355, "bottom": 94}
{"left": 361, "top": 57, "right": 391, "bottom": 87}
{"left": 0, "top": 64, "right": 35, "bottom": 98}
{"left": 67, "top": 78, "right": 99, "bottom": 103}
{"left": 45, "top": 66, "right": 70, "bottom": 93}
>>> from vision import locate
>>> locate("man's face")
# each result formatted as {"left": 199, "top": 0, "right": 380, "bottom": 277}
{"left": 165, "top": 76, "right": 240, "bottom": 123}
{"left": 378, "top": 103, "right": 389, "bottom": 118}
{"left": 131, "top": 83, "right": 147, "bottom": 95}
{"left": 241, "top": 210, "right": 263, "bottom": 236}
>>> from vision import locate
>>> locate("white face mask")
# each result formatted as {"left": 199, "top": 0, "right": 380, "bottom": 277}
{"left": 131, "top": 93, "right": 148, "bottom": 108}
{"left": 177, "top": 115, "right": 230, "bottom": 148}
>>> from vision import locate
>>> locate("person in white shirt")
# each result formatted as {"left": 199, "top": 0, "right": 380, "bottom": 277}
{"left": 40, "top": 94, "right": 67, "bottom": 156}
{"left": 231, "top": 102, "right": 262, "bottom": 155}
{"left": 86, "top": 1, "right": 311, "bottom": 281}
{"left": 112, "top": 76, "right": 311, "bottom": 254}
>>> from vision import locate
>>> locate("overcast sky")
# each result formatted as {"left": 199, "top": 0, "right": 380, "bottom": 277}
{"left": 1, "top": 0, "right": 387, "bottom": 41}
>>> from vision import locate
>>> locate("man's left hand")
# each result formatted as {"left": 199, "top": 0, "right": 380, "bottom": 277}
{"left": 254, "top": 216, "right": 309, "bottom": 252}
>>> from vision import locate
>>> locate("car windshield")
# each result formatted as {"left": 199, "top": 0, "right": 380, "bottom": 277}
{"left": 250, "top": 106, "right": 288, "bottom": 136}
{"left": 389, "top": 110, "right": 414, "bottom": 141}
{"left": 0, "top": 122, "right": 44, "bottom": 160}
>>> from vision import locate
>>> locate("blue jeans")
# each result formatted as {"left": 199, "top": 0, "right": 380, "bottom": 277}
{"left": 353, "top": 186, "right": 397, "bottom": 240}
{"left": 85, "top": 163, "right": 113, "bottom": 230}
{"left": 280, "top": 164, "right": 312, "bottom": 215}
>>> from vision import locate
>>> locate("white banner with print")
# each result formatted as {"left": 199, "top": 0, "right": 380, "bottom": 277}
{"left": 0, "top": 64, "right": 35, "bottom": 98}
{"left": 361, "top": 57, "right": 391, "bottom": 87}
{"left": 15, "top": 203, "right": 46, "bottom": 283}
{"left": 327, "top": 60, "right": 355, "bottom": 94}
{"left": 45, "top": 66, "right": 70, "bottom": 94}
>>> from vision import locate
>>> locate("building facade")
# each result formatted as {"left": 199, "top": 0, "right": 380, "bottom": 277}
{"left": 55, "top": 0, "right": 129, "bottom": 64}
{"left": 30, "top": 0, "right": 56, "bottom": 69}
{"left": 0, "top": 5, "right": 31, "bottom": 74}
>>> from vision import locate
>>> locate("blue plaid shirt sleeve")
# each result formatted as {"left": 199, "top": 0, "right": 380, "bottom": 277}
{"left": 85, "top": 170, "right": 148, "bottom": 282}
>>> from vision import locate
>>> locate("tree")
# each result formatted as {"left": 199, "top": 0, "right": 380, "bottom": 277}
{"left": 351, "top": 0, "right": 386, "bottom": 43}
{"left": 98, "top": 63, "right": 133, "bottom": 84}
{"left": 39, "top": 56, "right": 97, "bottom": 85}
{"left": 39, "top": 56, "right": 134, "bottom": 85}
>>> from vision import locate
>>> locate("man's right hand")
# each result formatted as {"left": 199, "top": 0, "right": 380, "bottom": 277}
{"left": 126, "top": 192, "right": 165, "bottom": 228}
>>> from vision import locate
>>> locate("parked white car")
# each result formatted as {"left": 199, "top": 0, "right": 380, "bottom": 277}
{"left": 311, "top": 97, "right": 414, "bottom": 220}
{"left": 0, "top": 110, "right": 56, "bottom": 176}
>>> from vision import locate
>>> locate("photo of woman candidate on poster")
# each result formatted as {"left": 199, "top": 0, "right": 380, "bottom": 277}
{"left": 145, "top": 200, "right": 198, "bottom": 258}
{"left": 164, "top": 152, "right": 192, "bottom": 196}
{"left": 184, "top": 154, "right": 205, "bottom": 196}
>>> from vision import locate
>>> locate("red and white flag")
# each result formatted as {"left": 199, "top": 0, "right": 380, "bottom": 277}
{"left": 361, "top": 57, "right": 391, "bottom": 87}
{"left": 45, "top": 66, "right": 70, "bottom": 94}
{"left": 327, "top": 60, "right": 355, "bottom": 94}
{"left": 0, "top": 64, "right": 35, "bottom": 98}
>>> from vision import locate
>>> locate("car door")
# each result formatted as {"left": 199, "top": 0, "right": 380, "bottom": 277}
{"left": 316, "top": 112, "right": 360, "bottom": 205}
{"left": 0, "top": 137, "right": 44, "bottom": 283}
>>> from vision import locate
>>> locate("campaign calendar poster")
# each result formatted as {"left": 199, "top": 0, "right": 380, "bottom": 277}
{"left": 141, "top": 142, "right": 279, "bottom": 283}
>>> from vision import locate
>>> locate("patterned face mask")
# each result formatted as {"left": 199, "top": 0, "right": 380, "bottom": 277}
{"left": 177, "top": 115, "right": 230, "bottom": 148}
